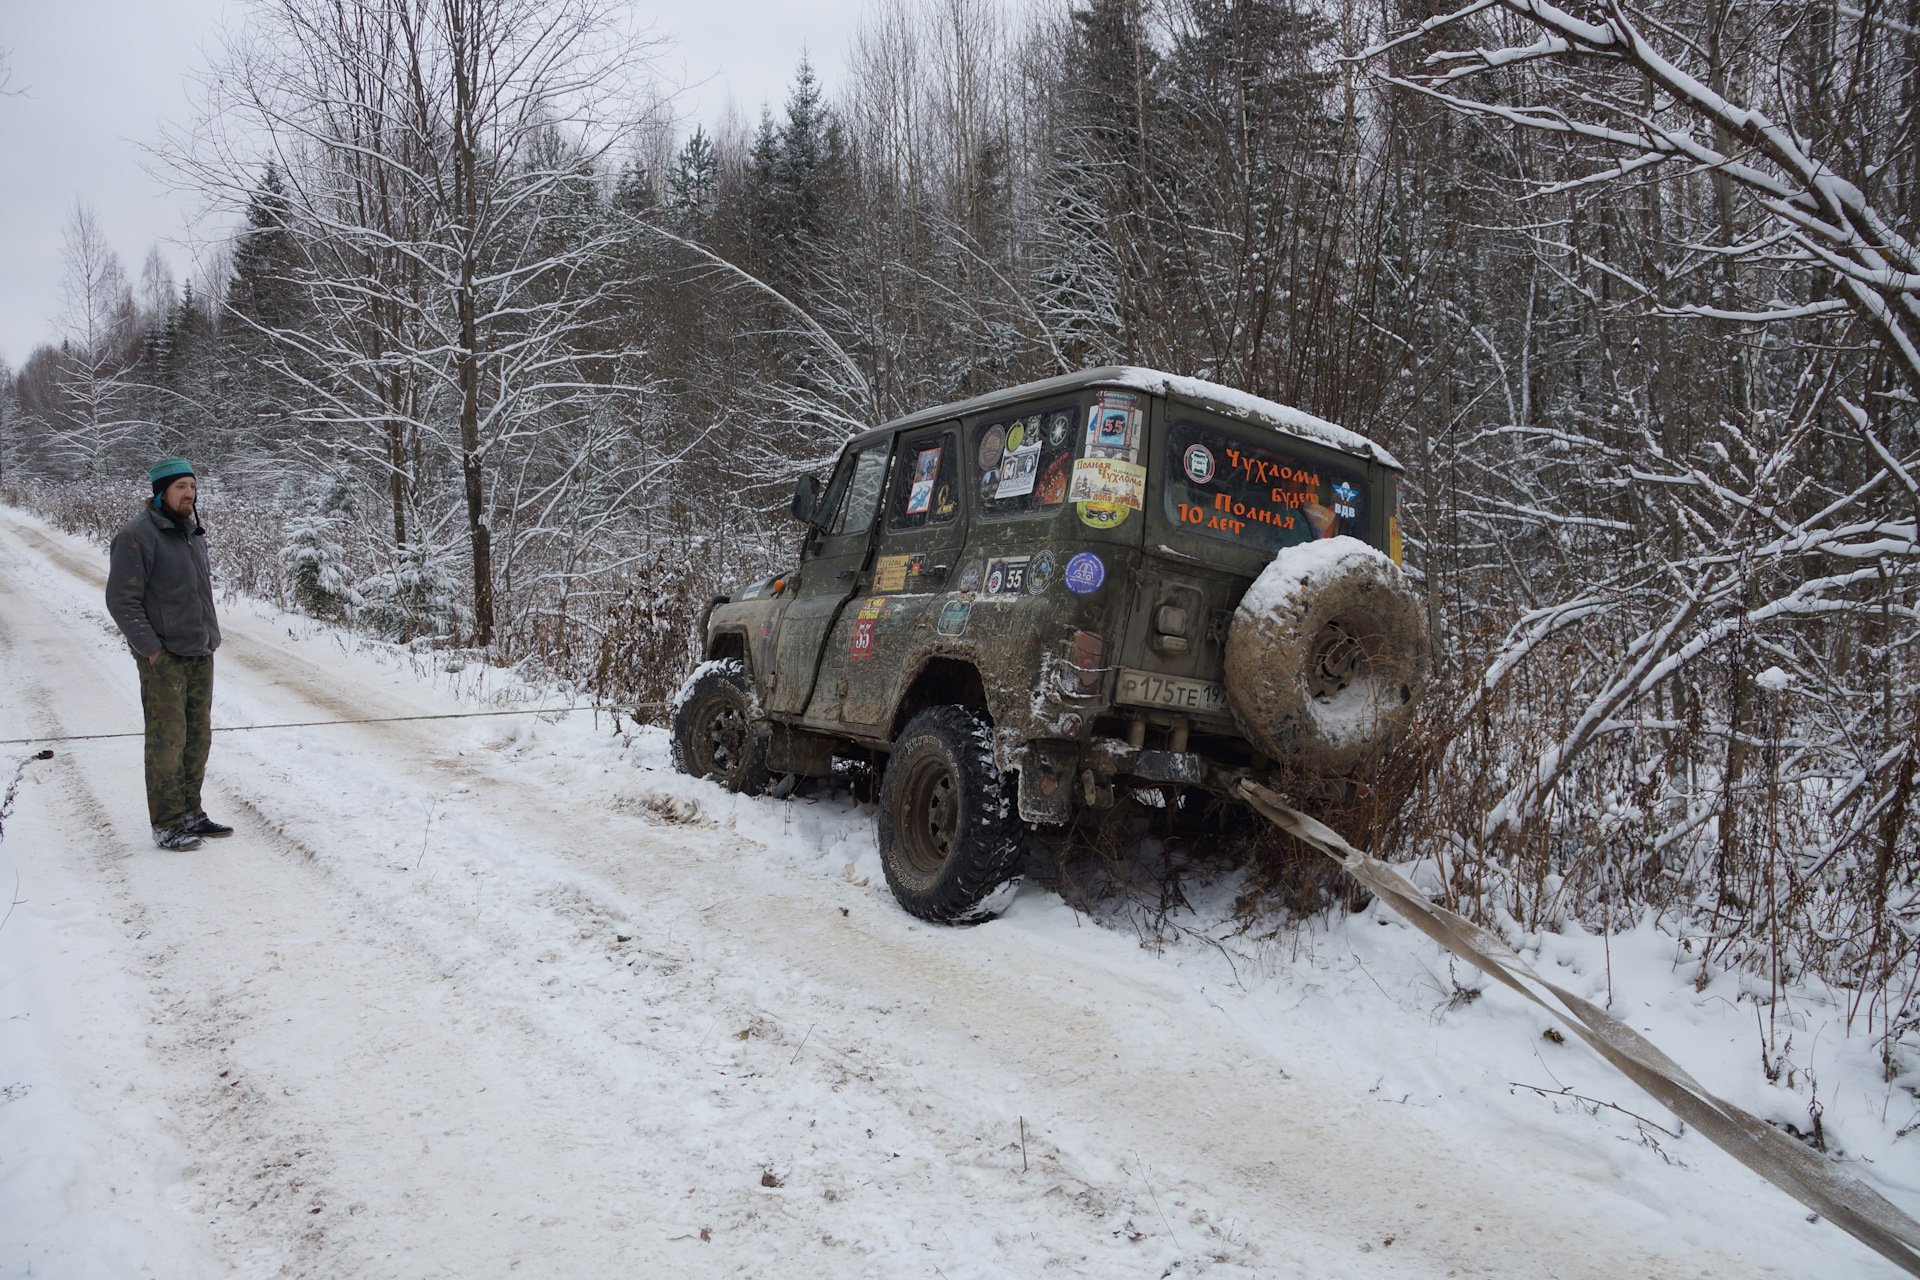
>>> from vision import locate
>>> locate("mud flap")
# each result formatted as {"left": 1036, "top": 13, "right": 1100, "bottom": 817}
{"left": 767, "top": 724, "right": 836, "bottom": 778}
{"left": 1014, "top": 740, "right": 1077, "bottom": 825}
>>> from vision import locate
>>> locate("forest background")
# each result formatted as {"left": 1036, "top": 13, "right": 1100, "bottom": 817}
{"left": 1, "top": 0, "right": 1917, "bottom": 1074}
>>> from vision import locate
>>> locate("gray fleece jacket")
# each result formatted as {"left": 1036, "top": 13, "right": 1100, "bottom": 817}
{"left": 106, "top": 502, "right": 222, "bottom": 659}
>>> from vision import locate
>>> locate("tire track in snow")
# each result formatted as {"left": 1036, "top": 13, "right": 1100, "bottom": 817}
{"left": 0, "top": 507, "right": 1813, "bottom": 1279}
{"left": 0, "top": 538, "right": 365, "bottom": 1277}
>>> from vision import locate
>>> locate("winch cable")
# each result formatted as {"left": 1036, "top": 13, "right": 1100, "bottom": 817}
{"left": 0, "top": 703, "right": 669, "bottom": 749}
{"left": 1236, "top": 779, "right": 1920, "bottom": 1277}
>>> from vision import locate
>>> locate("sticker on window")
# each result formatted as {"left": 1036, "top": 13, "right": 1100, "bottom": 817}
{"left": 1163, "top": 419, "right": 1372, "bottom": 554}
{"left": 1035, "top": 453, "right": 1072, "bottom": 505}
{"left": 978, "top": 424, "right": 1007, "bottom": 471}
{"left": 1084, "top": 391, "right": 1142, "bottom": 462}
{"left": 995, "top": 419, "right": 1043, "bottom": 499}
{"left": 907, "top": 446, "right": 941, "bottom": 514}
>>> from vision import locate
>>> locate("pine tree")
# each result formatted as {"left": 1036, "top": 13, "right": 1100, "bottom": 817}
{"left": 665, "top": 127, "right": 718, "bottom": 236}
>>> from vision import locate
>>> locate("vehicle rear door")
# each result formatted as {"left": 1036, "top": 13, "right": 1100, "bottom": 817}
{"left": 766, "top": 436, "right": 893, "bottom": 716}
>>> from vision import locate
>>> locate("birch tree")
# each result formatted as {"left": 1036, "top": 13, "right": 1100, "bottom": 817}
{"left": 52, "top": 204, "right": 143, "bottom": 480}
{"left": 174, "top": 0, "right": 657, "bottom": 646}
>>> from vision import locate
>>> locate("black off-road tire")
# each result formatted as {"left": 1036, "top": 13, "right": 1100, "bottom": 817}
{"left": 670, "top": 658, "right": 773, "bottom": 795}
{"left": 1225, "top": 538, "right": 1429, "bottom": 776}
{"left": 877, "top": 706, "right": 1024, "bottom": 923}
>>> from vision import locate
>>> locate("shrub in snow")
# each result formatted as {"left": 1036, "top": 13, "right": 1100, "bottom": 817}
{"left": 355, "top": 546, "right": 472, "bottom": 644}
{"left": 281, "top": 515, "right": 361, "bottom": 620}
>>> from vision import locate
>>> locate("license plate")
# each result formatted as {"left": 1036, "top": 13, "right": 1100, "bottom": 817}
{"left": 1115, "top": 668, "right": 1230, "bottom": 715}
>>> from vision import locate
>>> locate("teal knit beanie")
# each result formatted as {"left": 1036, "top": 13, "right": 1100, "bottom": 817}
{"left": 149, "top": 458, "right": 194, "bottom": 495}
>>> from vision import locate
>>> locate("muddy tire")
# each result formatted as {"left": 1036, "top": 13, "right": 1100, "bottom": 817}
{"left": 877, "top": 706, "right": 1024, "bottom": 923}
{"left": 1224, "top": 537, "right": 1428, "bottom": 775}
{"left": 670, "top": 659, "right": 772, "bottom": 795}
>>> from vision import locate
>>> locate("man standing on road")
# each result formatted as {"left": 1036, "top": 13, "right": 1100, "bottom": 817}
{"left": 106, "top": 458, "right": 234, "bottom": 850}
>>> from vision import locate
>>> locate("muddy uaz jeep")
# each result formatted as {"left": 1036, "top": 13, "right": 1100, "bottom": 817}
{"left": 671, "top": 367, "right": 1428, "bottom": 923}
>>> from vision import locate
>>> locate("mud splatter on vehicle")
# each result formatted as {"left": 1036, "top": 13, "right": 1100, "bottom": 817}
{"left": 672, "top": 367, "right": 1428, "bottom": 922}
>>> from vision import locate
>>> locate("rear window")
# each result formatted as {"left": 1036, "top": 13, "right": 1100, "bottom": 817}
{"left": 1162, "top": 419, "right": 1371, "bottom": 554}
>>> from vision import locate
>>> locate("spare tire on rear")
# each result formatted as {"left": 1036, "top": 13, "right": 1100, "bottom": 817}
{"left": 1224, "top": 536, "right": 1428, "bottom": 775}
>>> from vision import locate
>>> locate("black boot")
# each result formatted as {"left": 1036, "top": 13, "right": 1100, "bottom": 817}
{"left": 185, "top": 812, "right": 234, "bottom": 837}
{"left": 153, "top": 824, "right": 203, "bottom": 850}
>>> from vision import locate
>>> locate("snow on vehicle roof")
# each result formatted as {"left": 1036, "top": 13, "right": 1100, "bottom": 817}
{"left": 869, "top": 365, "right": 1402, "bottom": 470}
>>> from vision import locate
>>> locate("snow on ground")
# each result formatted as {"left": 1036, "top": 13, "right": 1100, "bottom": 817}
{"left": 0, "top": 502, "right": 1914, "bottom": 1279}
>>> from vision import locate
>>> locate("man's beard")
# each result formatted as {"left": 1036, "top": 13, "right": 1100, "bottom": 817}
{"left": 164, "top": 495, "right": 195, "bottom": 522}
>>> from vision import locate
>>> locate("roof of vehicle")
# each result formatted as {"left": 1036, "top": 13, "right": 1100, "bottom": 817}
{"left": 860, "top": 365, "right": 1402, "bottom": 470}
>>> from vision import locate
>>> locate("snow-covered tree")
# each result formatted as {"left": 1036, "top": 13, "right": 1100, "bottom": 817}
{"left": 51, "top": 204, "right": 143, "bottom": 480}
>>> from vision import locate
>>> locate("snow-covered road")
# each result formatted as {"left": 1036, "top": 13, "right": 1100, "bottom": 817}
{"left": 1, "top": 504, "right": 1912, "bottom": 1279}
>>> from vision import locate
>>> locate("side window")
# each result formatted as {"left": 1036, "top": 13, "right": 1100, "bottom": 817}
{"left": 972, "top": 402, "right": 1080, "bottom": 519}
{"left": 886, "top": 430, "right": 959, "bottom": 531}
{"left": 832, "top": 444, "right": 891, "bottom": 536}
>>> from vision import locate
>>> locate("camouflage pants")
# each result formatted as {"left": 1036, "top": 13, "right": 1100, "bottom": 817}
{"left": 138, "top": 652, "right": 213, "bottom": 828}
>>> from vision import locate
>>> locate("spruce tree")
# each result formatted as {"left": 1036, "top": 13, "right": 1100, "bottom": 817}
{"left": 227, "top": 164, "right": 302, "bottom": 339}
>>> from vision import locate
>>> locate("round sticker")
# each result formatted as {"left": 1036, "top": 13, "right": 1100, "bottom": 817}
{"left": 1005, "top": 422, "right": 1026, "bottom": 455}
{"left": 1064, "top": 552, "right": 1106, "bottom": 594}
{"left": 1027, "top": 550, "right": 1055, "bottom": 594}
{"left": 1048, "top": 412, "right": 1069, "bottom": 446}
{"left": 984, "top": 560, "right": 1007, "bottom": 594}
{"left": 1076, "top": 500, "right": 1131, "bottom": 530}
{"left": 978, "top": 468, "right": 999, "bottom": 499}
{"left": 1183, "top": 443, "right": 1215, "bottom": 484}
{"left": 978, "top": 424, "right": 1006, "bottom": 470}
{"left": 957, "top": 561, "right": 982, "bottom": 593}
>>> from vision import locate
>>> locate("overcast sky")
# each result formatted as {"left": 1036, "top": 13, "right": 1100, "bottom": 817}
{"left": 0, "top": 1, "right": 860, "bottom": 368}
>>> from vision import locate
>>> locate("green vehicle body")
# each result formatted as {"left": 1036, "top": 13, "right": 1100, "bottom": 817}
{"left": 697, "top": 366, "right": 1405, "bottom": 822}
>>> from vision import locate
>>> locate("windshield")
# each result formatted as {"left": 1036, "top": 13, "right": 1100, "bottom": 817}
{"left": 1162, "top": 418, "right": 1372, "bottom": 554}
{"left": 826, "top": 444, "right": 890, "bottom": 536}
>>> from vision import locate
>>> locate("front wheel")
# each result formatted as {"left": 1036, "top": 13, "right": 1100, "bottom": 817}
{"left": 877, "top": 706, "right": 1024, "bottom": 923}
{"left": 670, "top": 658, "right": 772, "bottom": 794}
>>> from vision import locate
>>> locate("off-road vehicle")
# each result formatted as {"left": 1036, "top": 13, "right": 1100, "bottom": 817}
{"left": 671, "top": 367, "right": 1427, "bottom": 922}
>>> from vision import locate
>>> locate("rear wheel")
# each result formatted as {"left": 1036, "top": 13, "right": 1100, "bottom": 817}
{"left": 670, "top": 659, "right": 772, "bottom": 795}
{"left": 877, "top": 706, "right": 1024, "bottom": 923}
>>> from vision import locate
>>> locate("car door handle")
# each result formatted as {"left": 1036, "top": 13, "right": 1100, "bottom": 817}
{"left": 837, "top": 569, "right": 857, "bottom": 580}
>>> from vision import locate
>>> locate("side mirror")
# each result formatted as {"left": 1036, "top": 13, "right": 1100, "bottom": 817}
{"left": 790, "top": 473, "right": 823, "bottom": 524}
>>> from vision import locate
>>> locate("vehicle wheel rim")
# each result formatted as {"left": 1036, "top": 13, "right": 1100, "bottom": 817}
{"left": 695, "top": 698, "right": 748, "bottom": 778}
{"left": 897, "top": 755, "right": 958, "bottom": 877}
{"left": 1307, "top": 619, "right": 1366, "bottom": 700}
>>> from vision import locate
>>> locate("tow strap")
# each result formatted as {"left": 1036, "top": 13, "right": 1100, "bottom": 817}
{"left": 1236, "top": 780, "right": 1920, "bottom": 1277}
{"left": 0, "top": 703, "right": 670, "bottom": 748}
